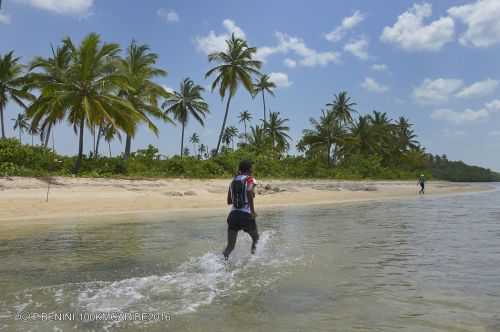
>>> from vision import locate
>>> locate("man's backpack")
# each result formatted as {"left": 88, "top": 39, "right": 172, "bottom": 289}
{"left": 231, "top": 177, "right": 246, "bottom": 209}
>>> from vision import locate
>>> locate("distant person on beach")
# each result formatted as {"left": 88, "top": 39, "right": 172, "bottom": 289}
{"left": 418, "top": 174, "right": 426, "bottom": 195}
{"left": 223, "top": 160, "right": 259, "bottom": 260}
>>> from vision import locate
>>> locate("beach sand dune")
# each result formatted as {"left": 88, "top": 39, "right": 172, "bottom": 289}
{"left": 0, "top": 177, "right": 491, "bottom": 225}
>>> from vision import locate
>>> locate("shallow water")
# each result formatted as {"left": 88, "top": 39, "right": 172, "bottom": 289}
{"left": 1, "top": 188, "right": 500, "bottom": 331}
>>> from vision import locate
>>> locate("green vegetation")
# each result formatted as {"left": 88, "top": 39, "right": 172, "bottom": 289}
{"left": 0, "top": 32, "right": 498, "bottom": 182}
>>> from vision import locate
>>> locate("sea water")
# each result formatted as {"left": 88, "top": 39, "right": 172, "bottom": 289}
{"left": 1, "top": 186, "right": 499, "bottom": 331}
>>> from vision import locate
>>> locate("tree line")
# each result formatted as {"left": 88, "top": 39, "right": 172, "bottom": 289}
{"left": 1, "top": 32, "right": 498, "bottom": 181}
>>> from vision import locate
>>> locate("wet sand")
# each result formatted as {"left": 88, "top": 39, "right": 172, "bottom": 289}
{"left": 0, "top": 177, "right": 491, "bottom": 226}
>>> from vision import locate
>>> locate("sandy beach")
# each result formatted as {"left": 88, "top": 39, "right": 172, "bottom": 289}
{"left": 0, "top": 176, "right": 491, "bottom": 225}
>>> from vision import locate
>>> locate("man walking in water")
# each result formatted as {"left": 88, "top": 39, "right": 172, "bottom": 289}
{"left": 418, "top": 174, "right": 426, "bottom": 195}
{"left": 223, "top": 160, "right": 259, "bottom": 260}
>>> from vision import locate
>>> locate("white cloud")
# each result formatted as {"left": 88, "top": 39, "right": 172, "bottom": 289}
{"left": 381, "top": 3, "right": 455, "bottom": 51}
{"left": 325, "top": 11, "right": 365, "bottom": 42}
{"left": 443, "top": 128, "right": 466, "bottom": 137}
{"left": 157, "top": 8, "right": 179, "bottom": 23}
{"left": 488, "top": 130, "right": 500, "bottom": 136}
{"left": 371, "top": 64, "right": 388, "bottom": 72}
{"left": 361, "top": 77, "right": 389, "bottom": 93}
{"left": 255, "top": 32, "right": 340, "bottom": 67}
{"left": 485, "top": 99, "right": 500, "bottom": 112}
{"left": 17, "top": 0, "right": 94, "bottom": 15}
{"left": 448, "top": 0, "right": 500, "bottom": 47}
{"left": 431, "top": 108, "right": 489, "bottom": 124}
{"left": 0, "top": 13, "right": 11, "bottom": 24}
{"left": 195, "top": 19, "right": 246, "bottom": 54}
{"left": 456, "top": 79, "right": 499, "bottom": 98}
{"left": 413, "top": 78, "right": 464, "bottom": 104}
{"left": 268, "top": 72, "right": 292, "bottom": 88}
{"left": 344, "top": 37, "right": 370, "bottom": 60}
{"left": 284, "top": 58, "right": 297, "bottom": 68}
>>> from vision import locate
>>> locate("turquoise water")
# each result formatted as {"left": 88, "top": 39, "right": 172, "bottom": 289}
{"left": 1, "top": 187, "right": 500, "bottom": 331}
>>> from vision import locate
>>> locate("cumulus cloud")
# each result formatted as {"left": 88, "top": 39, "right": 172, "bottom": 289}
{"left": 431, "top": 108, "right": 489, "bottom": 124}
{"left": 157, "top": 8, "right": 179, "bottom": 23}
{"left": 371, "top": 64, "right": 388, "bottom": 72}
{"left": 344, "top": 37, "right": 370, "bottom": 60}
{"left": 283, "top": 58, "right": 297, "bottom": 68}
{"left": 17, "top": 0, "right": 94, "bottom": 15}
{"left": 448, "top": 0, "right": 500, "bottom": 47}
{"left": 413, "top": 78, "right": 464, "bottom": 104}
{"left": 455, "top": 79, "right": 498, "bottom": 98}
{"left": 361, "top": 77, "right": 389, "bottom": 93}
{"left": 325, "top": 11, "right": 365, "bottom": 42}
{"left": 0, "top": 13, "right": 11, "bottom": 24}
{"left": 488, "top": 130, "right": 500, "bottom": 136}
{"left": 381, "top": 3, "right": 454, "bottom": 51}
{"left": 195, "top": 19, "right": 246, "bottom": 54}
{"left": 255, "top": 32, "right": 340, "bottom": 67}
{"left": 268, "top": 72, "right": 292, "bottom": 88}
{"left": 431, "top": 99, "right": 500, "bottom": 124}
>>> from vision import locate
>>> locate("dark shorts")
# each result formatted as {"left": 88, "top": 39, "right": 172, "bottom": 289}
{"left": 227, "top": 210, "right": 257, "bottom": 234}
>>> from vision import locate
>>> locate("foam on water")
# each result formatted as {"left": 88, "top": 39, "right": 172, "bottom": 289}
{"left": 75, "top": 230, "right": 292, "bottom": 315}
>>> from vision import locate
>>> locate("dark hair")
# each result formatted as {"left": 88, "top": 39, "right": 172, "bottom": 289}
{"left": 238, "top": 160, "right": 253, "bottom": 173}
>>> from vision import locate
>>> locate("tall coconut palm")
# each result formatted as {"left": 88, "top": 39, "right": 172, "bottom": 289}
{"left": 189, "top": 132, "right": 200, "bottom": 156}
{"left": 205, "top": 34, "right": 262, "bottom": 155}
{"left": 102, "top": 121, "right": 122, "bottom": 157}
{"left": 327, "top": 91, "right": 357, "bottom": 125}
{"left": 222, "top": 125, "right": 239, "bottom": 150}
{"left": 247, "top": 125, "right": 268, "bottom": 153}
{"left": 28, "top": 33, "right": 145, "bottom": 173}
{"left": 11, "top": 112, "right": 29, "bottom": 143}
{"left": 253, "top": 74, "right": 275, "bottom": 122}
{"left": 162, "top": 78, "right": 209, "bottom": 158}
{"left": 198, "top": 143, "right": 207, "bottom": 160}
{"left": 0, "top": 51, "right": 33, "bottom": 139}
{"left": 298, "top": 110, "right": 346, "bottom": 164}
{"left": 238, "top": 110, "right": 252, "bottom": 143}
{"left": 27, "top": 44, "right": 71, "bottom": 148}
{"left": 117, "top": 40, "right": 171, "bottom": 158}
{"left": 263, "top": 111, "right": 291, "bottom": 154}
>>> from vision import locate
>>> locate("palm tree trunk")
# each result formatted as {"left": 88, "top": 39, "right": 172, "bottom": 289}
{"left": 74, "top": 118, "right": 85, "bottom": 174}
{"left": 215, "top": 94, "right": 233, "bottom": 155}
{"left": 19, "top": 130, "right": 21, "bottom": 143}
{"left": 31, "top": 134, "right": 34, "bottom": 146}
{"left": 44, "top": 124, "right": 52, "bottom": 148}
{"left": 95, "top": 125, "right": 103, "bottom": 158}
{"left": 262, "top": 91, "right": 267, "bottom": 123}
{"left": 0, "top": 106, "right": 5, "bottom": 139}
{"left": 244, "top": 121, "right": 247, "bottom": 143}
{"left": 180, "top": 122, "right": 185, "bottom": 158}
{"left": 108, "top": 142, "right": 112, "bottom": 158}
{"left": 124, "top": 135, "right": 132, "bottom": 159}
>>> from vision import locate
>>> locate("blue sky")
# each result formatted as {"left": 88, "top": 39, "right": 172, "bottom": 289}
{"left": 1, "top": 0, "right": 499, "bottom": 171}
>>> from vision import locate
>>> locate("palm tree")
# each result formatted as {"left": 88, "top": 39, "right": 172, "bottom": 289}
{"left": 205, "top": 34, "right": 262, "bottom": 155}
{"left": 117, "top": 40, "right": 171, "bottom": 158}
{"left": 394, "top": 116, "right": 418, "bottom": 152}
{"left": 28, "top": 33, "right": 145, "bottom": 173}
{"left": 253, "top": 74, "right": 275, "bottom": 122}
{"left": 11, "top": 112, "right": 29, "bottom": 143}
{"left": 198, "top": 143, "right": 207, "bottom": 160}
{"left": 247, "top": 125, "right": 268, "bottom": 153}
{"left": 263, "top": 111, "right": 291, "bottom": 154}
{"left": 102, "top": 121, "right": 122, "bottom": 157}
{"left": 189, "top": 132, "right": 200, "bottom": 156}
{"left": 222, "top": 125, "right": 239, "bottom": 150}
{"left": 163, "top": 78, "right": 209, "bottom": 158}
{"left": 0, "top": 51, "right": 33, "bottom": 139}
{"left": 27, "top": 44, "right": 71, "bottom": 148}
{"left": 298, "top": 109, "right": 346, "bottom": 164}
{"left": 327, "top": 91, "right": 357, "bottom": 125}
{"left": 238, "top": 110, "right": 252, "bottom": 143}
